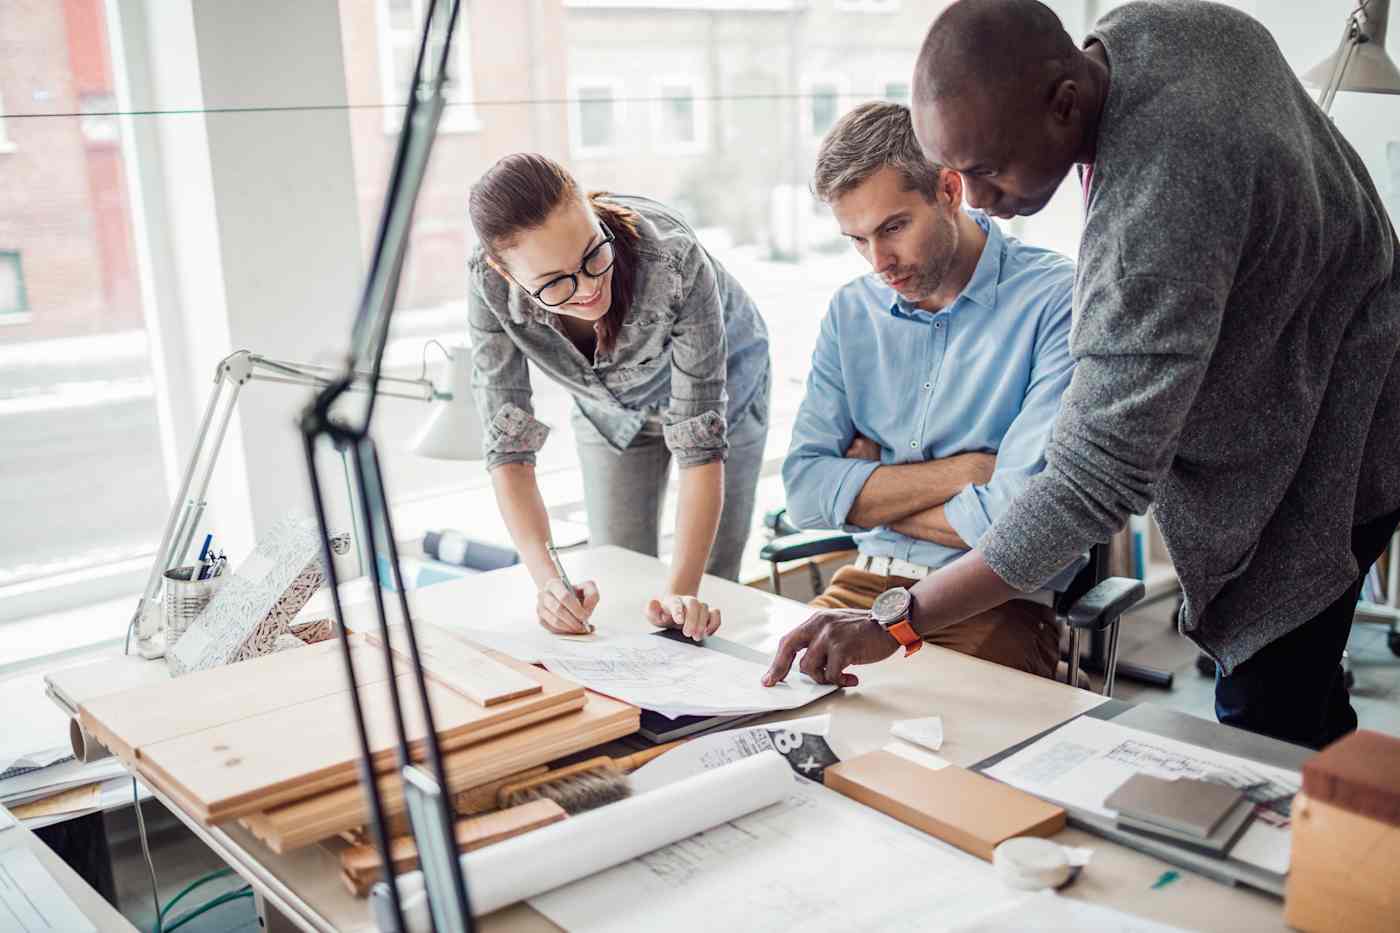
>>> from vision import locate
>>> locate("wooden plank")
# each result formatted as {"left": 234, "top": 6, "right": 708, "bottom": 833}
{"left": 382, "top": 766, "right": 549, "bottom": 836}
{"left": 338, "top": 799, "right": 566, "bottom": 896}
{"left": 241, "top": 691, "right": 639, "bottom": 852}
{"left": 135, "top": 659, "right": 585, "bottom": 823}
{"left": 78, "top": 638, "right": 393, "bottom": 764}
{"left": 365, "top": 623, "right": 540, "bottom": 706}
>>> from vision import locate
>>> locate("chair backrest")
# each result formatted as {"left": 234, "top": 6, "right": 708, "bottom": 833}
{"left": 1053, "top": 542, "right": 1110, "bottom": 616}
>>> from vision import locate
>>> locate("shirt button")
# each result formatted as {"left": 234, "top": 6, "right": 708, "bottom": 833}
{"left": 909, "top": 441, "right": 918, "bottom": 448}
{"left": 923, "top": 382, "right": 931, "bottom": 390}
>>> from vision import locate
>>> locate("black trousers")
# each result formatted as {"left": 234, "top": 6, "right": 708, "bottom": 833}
{"left": 1214, "top": 506, "right": 1400, "bottom": 750}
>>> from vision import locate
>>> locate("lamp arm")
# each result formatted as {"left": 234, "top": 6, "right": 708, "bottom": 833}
{"left": 1319, "top": 11, "right": 1364, "bottom": 114}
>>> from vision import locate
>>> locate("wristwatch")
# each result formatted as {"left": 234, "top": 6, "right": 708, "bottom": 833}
{"left": 871, "top": 586, "right": 922, "bottom": 657}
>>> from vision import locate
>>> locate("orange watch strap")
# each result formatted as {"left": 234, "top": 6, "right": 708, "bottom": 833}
{"left": 887, "top": 619, "right": 922, "bottom": 656}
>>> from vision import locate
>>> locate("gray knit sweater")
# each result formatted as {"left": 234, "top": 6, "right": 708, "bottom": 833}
{"left": 979, "top": 1, "right": 1400, "bottom": 673}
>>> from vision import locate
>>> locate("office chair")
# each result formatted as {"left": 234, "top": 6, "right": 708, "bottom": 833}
{"left": 759, "top": 510, "right": 1146, "bottom": 697}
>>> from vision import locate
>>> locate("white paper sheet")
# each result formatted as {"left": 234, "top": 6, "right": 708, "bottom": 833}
{"left": 628, "top": 714, "right": 837, "bottom": 793}
{"left": 0, "top": 759, "right": 128, "bottom": 808}
{"left": 982, "top": 716, "right": 1297, "bottom": 875}
{"left": 0, "top": 846, "right": 96, "bottom": 933}
{"left": 538, "top": 634, "right": 834, "bottom": 718}
{"left": 530, "top": 770, "right": 1005, "bottom": 933}
{"left": 946, "top": 890, "right": 1190, "bottom": 933}
{"left": 388, "top": 749, "right": 794, "bottom": 931}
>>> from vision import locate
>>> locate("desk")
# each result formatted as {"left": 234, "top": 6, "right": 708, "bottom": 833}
{"left": 77, "top": 546, "right": 1291, "bottom": 932}
{"left": 0, "top": 809, "right": 138, "bottom": 932}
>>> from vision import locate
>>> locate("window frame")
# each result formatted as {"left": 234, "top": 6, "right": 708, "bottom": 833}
{"left": 0, "top": 250, "right": 30, "bottom": 322}
{"left": 374, "top": 0, "right": 480, "bottom": 135}
{"left": 834, "top": 0, "right": 900, "bottom": 12}
{"left": 650, "top": 74, "right": 708, "bottom": 156}
{"left": 569, "top": 77, "right": 626, "bottom": 158}
{"left": 801, "top": 74, "right": 849, "bottom": 144}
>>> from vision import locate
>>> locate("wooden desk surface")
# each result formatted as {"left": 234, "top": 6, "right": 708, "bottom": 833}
{"left": 131, "top": 546, "right": 1288, "bottom": 931}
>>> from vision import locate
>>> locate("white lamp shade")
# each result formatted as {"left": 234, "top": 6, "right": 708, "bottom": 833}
{"left": 1304, "top": 0, "right": 1400, "bottom": 95}
{"left": 411, "top": 349, "right": 483, "bottom": 460}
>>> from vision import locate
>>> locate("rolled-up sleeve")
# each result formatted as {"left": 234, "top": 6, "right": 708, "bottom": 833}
{"left": 468, "top": 272, "right": 549, "bottom": 470}
{"left": 663, "top": 243, "right": 730, "bottom": 467}
{"left": 782, "top": 306, "right": 879, "bottom": 532}
{"left": 943, "top": 287, "right": 1076, "bottom": 548}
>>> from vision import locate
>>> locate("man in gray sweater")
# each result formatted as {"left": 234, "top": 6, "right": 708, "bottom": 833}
{"left": 762, "top": 0, "right": 1400, "bottom": 749}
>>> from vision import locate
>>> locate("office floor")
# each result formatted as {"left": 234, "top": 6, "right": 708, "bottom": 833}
{"left": 1109, "top": 596, "right": 1400, "bottom": 737}
{"left": 92, "top": 594, "right": 1399, "bottom": 933}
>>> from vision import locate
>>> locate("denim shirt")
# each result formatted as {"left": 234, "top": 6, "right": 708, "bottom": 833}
{"left": 468, "top": 195, "right": 770, "bottom": 471}
{"left": 783, "top": 212, "right": 1085, "bottom": 591}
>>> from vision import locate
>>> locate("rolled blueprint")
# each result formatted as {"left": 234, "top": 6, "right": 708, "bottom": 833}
{"left": 376, "top": 748, "right": 792, "bottom": 931}
{"left": 69, "top": 717, "right": 113, "bottom": 764}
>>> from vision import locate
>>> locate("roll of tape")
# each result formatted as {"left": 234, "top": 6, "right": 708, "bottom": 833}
{"left": 993, "top": 837, "right": 1072, "bottom": 890}
{"left": 70, "top": 717, "right": 114, "bottom": 764}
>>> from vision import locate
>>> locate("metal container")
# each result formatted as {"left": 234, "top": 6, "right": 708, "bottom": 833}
{"left": 163, "top": 565, "right": 226, "bottom": 644}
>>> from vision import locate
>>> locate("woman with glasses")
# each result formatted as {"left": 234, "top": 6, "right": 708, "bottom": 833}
{"left": 467, "top": 153, "right": 770, "bottom": 640}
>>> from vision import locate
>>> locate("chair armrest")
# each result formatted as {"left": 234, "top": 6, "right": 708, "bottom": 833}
{"left": 1066, "top": 576, "right": 1146, "bottom": 632}
{"left": 760, "top": 530, "right": 858, "bottom": 563}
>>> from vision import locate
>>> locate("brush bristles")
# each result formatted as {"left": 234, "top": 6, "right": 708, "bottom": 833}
{"left": 501, "top": 767, "right": 631, "bottom": 815}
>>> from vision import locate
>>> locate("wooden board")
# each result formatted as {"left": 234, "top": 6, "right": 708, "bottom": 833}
{"left": 365, "top": 624, "right": 540, "bottom": 706}
{"left": 241, "top": 690, "right": 639, "bottom": 852}
{"left": 130, "top": 654, "right": 585, "bottom": 823}
{"left": 338, "top": 799, "right": 566, "bottom": 897}
{"left": 79, "top": 638, "right": 394, "bottom": 764}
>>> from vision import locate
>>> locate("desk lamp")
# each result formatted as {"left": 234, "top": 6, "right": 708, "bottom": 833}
{"left": 1304, "top": 0, "right": 1400, "bottom": 113}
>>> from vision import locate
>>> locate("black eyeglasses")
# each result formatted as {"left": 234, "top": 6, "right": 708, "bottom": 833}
{"left": 530, "top": 223, "right": 616, "bottom": 308}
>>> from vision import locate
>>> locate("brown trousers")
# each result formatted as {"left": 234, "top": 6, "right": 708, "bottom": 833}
{"left": 811, "top": 565, "right": 1061, "bottom": 680}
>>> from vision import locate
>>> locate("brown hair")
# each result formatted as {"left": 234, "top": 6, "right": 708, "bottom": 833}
{"left": 812, "top": 101, "right": 942, "bottom": 204}
{"left": 468, "top": 152, "right": 640, "bottom": 355}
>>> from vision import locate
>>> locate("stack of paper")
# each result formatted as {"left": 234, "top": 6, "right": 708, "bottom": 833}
{"left": 539, "top": 633, "right": 833, "bottom": 719}
{"left": 0, "top": 671, "right": 131, "bottom": 829}
{"left": 459, "top": 627, "right": 835, "bottom": 719}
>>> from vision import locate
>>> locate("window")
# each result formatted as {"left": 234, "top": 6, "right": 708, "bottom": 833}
{"left": 375, "top": 0, "right": 478, "bottom": 133}
{"left": 803, "top": 76, "right": 849, "bottom": 142}
{"left": 653, "top": 77, "right": 707, "bottom": 154}
{"left": 883, "top": 80, "right": 910, "bottom": 105}
{"left": 1, "top": 0, "right": 169, "bottom": 629}
{"left": 571, "top": 79, "right": 624, "bottom": 157}
{"left": 0, "top": 252, "right": 28, "bottom": 318}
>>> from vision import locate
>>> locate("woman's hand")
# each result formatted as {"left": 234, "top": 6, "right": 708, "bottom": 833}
{"left": 537, "top": 578, "right": 600, "bottom": 635}
{"left": 647, "top": 594, "right": 722, "bottom": 641}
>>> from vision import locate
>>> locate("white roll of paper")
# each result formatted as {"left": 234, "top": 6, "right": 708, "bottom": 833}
{"left": 69, "top": 717, "right": 113, "bottom": 764}
{"left": 381, "top": 748, "right": 793, "bottom": 931}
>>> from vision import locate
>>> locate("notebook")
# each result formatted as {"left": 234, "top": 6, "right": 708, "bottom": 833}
{"left": 1104, "top": 773, "right": 1244, "bottom": 838}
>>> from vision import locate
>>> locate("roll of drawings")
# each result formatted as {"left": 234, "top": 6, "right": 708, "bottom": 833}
{"left": 377, "top": 749, "right": 793, "bottom": 930}
{"left": 69, "top": 717, "right": 113, "bottom": 764}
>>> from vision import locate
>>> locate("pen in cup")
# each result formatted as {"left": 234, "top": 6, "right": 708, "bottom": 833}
{"left": 546, "top": 541, "right": 594, "bottom": 634}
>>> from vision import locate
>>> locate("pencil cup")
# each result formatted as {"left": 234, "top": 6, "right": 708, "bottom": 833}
{"left": 164, "top": 565, "right": 226, "bottom": 644}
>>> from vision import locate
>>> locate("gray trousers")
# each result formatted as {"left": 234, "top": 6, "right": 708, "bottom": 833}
{"left": 572, "top": 403, "right": 768, "bottom": 582}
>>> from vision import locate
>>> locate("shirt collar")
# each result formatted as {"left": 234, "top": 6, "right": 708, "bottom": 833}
{"left": 886, "top": 210, "right": 1002, "bottom": 318}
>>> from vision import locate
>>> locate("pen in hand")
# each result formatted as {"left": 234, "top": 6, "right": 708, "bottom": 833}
{"left": 546, "top": 542, "right": 595, "bottom": 634}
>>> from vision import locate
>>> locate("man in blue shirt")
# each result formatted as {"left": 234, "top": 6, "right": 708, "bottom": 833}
{"left": 783, "top": 101, "right": 1078, "bottom": 679}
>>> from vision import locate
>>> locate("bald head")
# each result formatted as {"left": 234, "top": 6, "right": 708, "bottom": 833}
{"left": 914, "top": 0, "right": 1076, "bottom": 105}
{"left": 910, "top": 0, "right": 1105, "bottom": 219}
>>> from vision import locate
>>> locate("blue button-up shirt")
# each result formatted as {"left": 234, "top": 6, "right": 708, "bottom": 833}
{"left": 783, "top": 212, "right": 1082, "bottom": 590}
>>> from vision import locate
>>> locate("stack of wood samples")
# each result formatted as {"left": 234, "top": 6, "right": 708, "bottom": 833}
{"left": 72, "top": 623, "right": 639, "bottom": 853}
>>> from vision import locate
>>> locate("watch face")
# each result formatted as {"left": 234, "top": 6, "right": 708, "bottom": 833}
{"left": 871, "top": 587, "right": 912, "bottom": 625}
